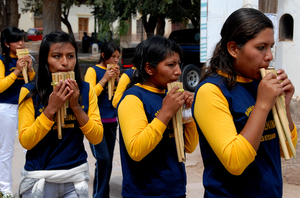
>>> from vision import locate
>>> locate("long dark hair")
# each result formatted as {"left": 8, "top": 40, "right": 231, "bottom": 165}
{"left": 127, "top": 35, "right": 183, "bottom": 89}
{"left": 0, "top": 26, "right": 25, "bottom": 65}
{"left": 202, "top": 8, "right": 273, "bottom": 89}
{"left": 21, "top": 31, "right": 82, "bottom": 107}
{"left": 98, "top": 41, "right": 120, "bottom": 64}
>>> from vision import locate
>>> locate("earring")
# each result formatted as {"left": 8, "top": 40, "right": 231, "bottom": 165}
{"left": 6, "top": 46, "right": 9, "bottom": 48}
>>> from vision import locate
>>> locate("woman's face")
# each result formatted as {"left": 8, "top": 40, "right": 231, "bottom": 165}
{"left": 7, "top": 39, "right": 25, "bottom": 55}
{"left": 48, "top": 42, "right": 77, "bottom": 73}
{"left": 103, "top": 50, "right": 120, "bottom": 66}
{"left": 147, "top": 52, "right": 181, "bottom": 89}
{"left": 233, "top": 28, "right": 274, "bottom": 80}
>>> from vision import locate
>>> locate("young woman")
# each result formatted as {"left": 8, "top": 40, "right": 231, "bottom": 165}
{"left": 0, "top": 26, "right": 35, "bottom": 196}
{"left": 84, "top": 41, "right": 120, "bottom": 198}
{"left": 192, "top": 8, "right": 298, "bottom": 198}
{"left": 18, "top": 31, "right": 103, "bottom": 197}
{"left": 118, "top": 35, "right": 199, "bottom": 197}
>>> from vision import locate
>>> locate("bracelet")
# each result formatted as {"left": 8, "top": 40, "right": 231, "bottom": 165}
{"left": 99, "top": 80, "right": 105, "bottom": 87}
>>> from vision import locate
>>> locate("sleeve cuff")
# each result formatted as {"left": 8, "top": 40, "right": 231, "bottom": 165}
{"left": 9, "top": 72, "right": 17, "bottom": 80}
{"left": 80, "top": 118, "right": 93, "bottom": 134}
{"left": 152, "top": 118, "right": 167, "bottom": 135}
{"left": 40, "top": 112, "right": 55, "bottom": 130}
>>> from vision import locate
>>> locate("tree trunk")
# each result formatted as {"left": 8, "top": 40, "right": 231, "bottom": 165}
{"left": 156, "top": 16, "right": 165, "bottom": 36}
{"left": 7, "top": 0, "right": 19, "bottom": 27}
{"left": 0, "top": 0, "right": 19, "bottom": 32}
{"left": 42, "top": 0, "right": 61, "bottom": 36}
{"left": 61, "top": 16, "right": 74, "bottom": 39}
{"left": 142, "top": 15, "right": 157, "bottom": 38}
{"left": 0, "top": 0, "right": 7, "bottom": 31}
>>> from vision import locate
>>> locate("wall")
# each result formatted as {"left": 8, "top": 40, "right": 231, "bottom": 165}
{"left": 276, "top": 0, "right": 300, "bottom": 97}
{"left": 205, "top": 0, "right": 258, "bottom": 61}
{"left": 283, "top": 98, "right": 300, "bottom": 185}
{"left": 18, "top": 0, "right": 35, "bottom": 32}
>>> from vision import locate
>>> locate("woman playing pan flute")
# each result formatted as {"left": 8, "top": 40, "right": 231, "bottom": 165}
{"left": 192, "top": 8, "right": 298, "bottom": 198}
{"left": 118, "top": 36, "right": 198, "bottom": 198}
{"left": 18, "top": 31, "right": 103, "bottom": 198}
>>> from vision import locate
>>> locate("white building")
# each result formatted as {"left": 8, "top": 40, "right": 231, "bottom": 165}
{"left": 18, "top": 0, "right": 95, "bottom": 40}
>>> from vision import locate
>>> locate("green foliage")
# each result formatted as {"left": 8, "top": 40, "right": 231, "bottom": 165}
{"left": 0, "top": 191, "right": 14, "bottom": 198}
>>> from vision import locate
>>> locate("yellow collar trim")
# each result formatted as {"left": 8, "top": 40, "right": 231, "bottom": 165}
{"left": 217, "top": 71, "right": 253, "bottom": 83}
{"left": 96, "top": 64, "right": 107, "bottom": 70}
{"left": 135, "top": 83, "right": 166, "bottom": 94}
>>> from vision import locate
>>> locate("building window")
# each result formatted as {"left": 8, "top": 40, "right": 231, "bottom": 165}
{"left": 279, "top": 14, "right": 294, "bottom": 41}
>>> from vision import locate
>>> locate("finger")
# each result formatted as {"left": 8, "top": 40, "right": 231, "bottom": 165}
{"left": 55, "top": 80, "right": 65, "bottom": 93}
{"left": 168, "top": 86, "right": 181, "bottom": 95}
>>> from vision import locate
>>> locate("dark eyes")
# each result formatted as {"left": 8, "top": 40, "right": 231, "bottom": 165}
{"left": 168, "top": 62, "right": 181, "bottom": 67}
{"left": 52, "top": 54, "right": 75, "bottom": 58}
{"left": 258, "top": 45, "right": 274, "bottom": 50}
{"left": 258, "top": 46, "right": 264, "bottom": 50}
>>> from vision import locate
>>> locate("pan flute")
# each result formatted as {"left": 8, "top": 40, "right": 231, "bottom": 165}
{"left": 167, "top": 82, "right": 185, "bottom": 163}
{"left": 51, "top": 71, "right": 75, "bottom": 139}
{"left": 16, "top": 48, "right": 29, "bottom": 83}
{"left": 107, "top": 64, "right": 116, "bottom": 100}
{"left": 260, "top": 68, "right": 296, "bottom": 159}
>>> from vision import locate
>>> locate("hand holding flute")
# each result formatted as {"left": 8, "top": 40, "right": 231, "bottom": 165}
{"left": 259, "top": 68, "right": 296, "bottom": 159}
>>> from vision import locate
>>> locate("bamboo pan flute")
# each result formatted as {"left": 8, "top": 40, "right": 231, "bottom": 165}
{"left": 51, "top": 71, "right": 75, "bottom": 139}
{"left": 167, "top": 81, "right": 185, "bottom": 163}
{"left": 16, "top": 48, "right": 29, "bottom": 83}
{"left": 260, "top": 68, "right": 296, "bottom": 159}
{"left": 107, "top": 64, "right": 116, "bottom": 100}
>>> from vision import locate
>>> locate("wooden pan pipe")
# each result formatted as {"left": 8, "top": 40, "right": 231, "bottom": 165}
{"left": 167, "top": 82, "right": 186, "bottom": 163}
{"left": 107, "top": 64, "right": 116, "bottom": 100}
{"left": 16, "top": 48, "right": 29, "bottom": 83}
{"left": 260, "top": 68, "right": 296, "bottom": 159}
{"left": 51, "top": 71, "right": 75, "bottom": 139}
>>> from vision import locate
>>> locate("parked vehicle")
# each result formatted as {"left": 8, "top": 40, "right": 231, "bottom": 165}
{"left": 27, "top": 28, "right": 43, "bottom": 41}
{"left": 120, "top": 29, "right": 204, "bottom": 91}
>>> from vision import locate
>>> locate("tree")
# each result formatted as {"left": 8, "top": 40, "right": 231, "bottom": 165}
{"left": 61, "top": 0, "right": 88, "bottom": 38}
{"left": 42, "top": 0, "right": 61, "bottom": 36}
{"left": 0, "top": 0, "right": 20, "bottom": 32}
{"left": 22, "top": 0, "right": 87, "bottom": 37}
{"left": 119, "top": 0, "right": 200, "bottom": 38}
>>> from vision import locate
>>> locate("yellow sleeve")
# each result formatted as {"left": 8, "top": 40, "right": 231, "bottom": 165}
{"left": 80, "top": 83, "right": 103, "bottom": 145}
{"left": 84, "top": 67, "right": 104, "bottom": 96}
{"left": 18, "top": 87, "right": 54, "bottom": 150}
{"left": 184, "top": 121, "right": 199, "bottom": 153}
{"left": 28, "top": 69, "right": 35, "bottom": 81}
{"left": 193, "top": 83, "right": 256, "bottom": 175}
{"left": 112, "top": 73, "right": 130, "bottom": 108}
{"left": 280, "top": 123, "right": 298, "bottom": 158}
{"left": 0, "top": 59, "right": 18, "bottom": 93}
{"left": 118, "top": 94, "right": 166, "bottom": 161}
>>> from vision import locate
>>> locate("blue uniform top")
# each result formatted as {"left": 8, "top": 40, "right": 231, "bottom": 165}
{"left": 92, "top": 65, "right": 117, "bottom": 119}
{"left": 119, "top": 85, "right": 186, "bottom": 198}
{"left": 0, "top": 55, "right": 25, "bottom": 104}
{"left": 192, "top": 74, "right": 282, "bottom": 198}
{"left": 23, "top": 81, "right": 91, "bottom": 171}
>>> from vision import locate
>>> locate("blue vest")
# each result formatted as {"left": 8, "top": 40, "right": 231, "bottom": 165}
{"left": 23, "top": 81, "right": 90, "bottom": 170}
{"left": 0, "top": 55, "right": 25, "bottom": 104}
{"left": 92, "top": 65, "right": 117, "bottom": 119}
{"left": 124, "top": 68, "right": 135, "bottom": 78}
{"left": 192, "top": 74, "right": 282, "bottom": 198}
{"left": 119, "top": 85, "right": 186, "bottom": 197}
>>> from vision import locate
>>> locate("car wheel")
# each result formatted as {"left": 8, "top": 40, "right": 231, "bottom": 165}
{"left": 182, "top": 65, "right": 201, "bottom": 92}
